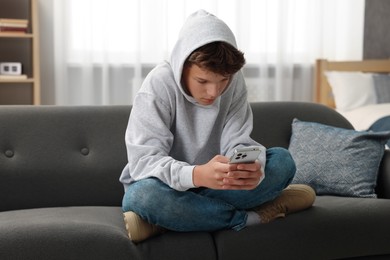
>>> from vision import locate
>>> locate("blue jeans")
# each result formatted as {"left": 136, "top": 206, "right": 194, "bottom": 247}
{"left": 122, "top": 147, "right": 295, "bottom": 232}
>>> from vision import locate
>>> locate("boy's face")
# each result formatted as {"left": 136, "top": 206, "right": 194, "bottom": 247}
{"left": 182, "top": 64, "right": 230, "bottom": 106}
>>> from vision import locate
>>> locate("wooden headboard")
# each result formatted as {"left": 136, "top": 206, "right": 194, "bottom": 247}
{"left": 315, "top": 59, "right": 390, "bottom": 108}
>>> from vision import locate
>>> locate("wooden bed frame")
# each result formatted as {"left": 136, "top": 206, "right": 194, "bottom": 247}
{"left": 315, "top": 59, "right": 390, "bottom": 108}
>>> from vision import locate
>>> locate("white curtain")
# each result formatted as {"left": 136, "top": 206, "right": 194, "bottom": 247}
{"left": 53, "top": 0, "right": 365, "bottom": 105}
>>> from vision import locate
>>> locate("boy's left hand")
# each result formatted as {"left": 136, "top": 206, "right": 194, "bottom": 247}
{"left": 223, "top": 161, "right": 263, "bottom": 190}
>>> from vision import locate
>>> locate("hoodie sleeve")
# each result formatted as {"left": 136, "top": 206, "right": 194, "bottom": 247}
{"left": 123, "top": 92, "right": 195, "bottom": 191}
{"left": 220, "top": 73, "right": 267, "bottom": 176}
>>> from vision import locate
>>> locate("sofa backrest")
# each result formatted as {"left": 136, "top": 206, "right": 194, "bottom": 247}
{"left": 0, "top": 106, "right": 130, "bottom": 211}
{"left": 249, "top": 102, "right": 353, "bottom": 148}
{"left": 250, "top": 102, "right": 390, "bottom": 199}
{"left": 0, "top": 102, "right": 388, "bottom": 212}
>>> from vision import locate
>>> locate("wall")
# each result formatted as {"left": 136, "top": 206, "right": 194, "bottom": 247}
{"left": 364, "top": 0, "right": 390, "bottom": 59}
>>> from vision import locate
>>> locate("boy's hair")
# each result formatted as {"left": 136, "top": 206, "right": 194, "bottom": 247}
{"left": 184, "top": 41, "right": 246, "bottom": 76}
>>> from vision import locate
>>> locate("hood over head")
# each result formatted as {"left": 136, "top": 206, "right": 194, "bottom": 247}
{"left": 170, "top": 10, "right": 237, "bottom": 101}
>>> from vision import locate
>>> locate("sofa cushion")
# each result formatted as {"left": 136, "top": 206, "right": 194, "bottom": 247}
{"left": 213, "top": 196, "right": 390, "bottom": 260}
{"left": 289, "top": 118, "right": 390, "bottom": 197}
{"left": 0, "top": 206, "right": 133, "bottom": 260}
{"left": 0, "top": 206, "right": 217, "bottom": 260}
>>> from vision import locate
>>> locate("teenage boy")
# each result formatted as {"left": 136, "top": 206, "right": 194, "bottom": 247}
{"left": 120, "top": 10, "right": 315, "bottom": 243}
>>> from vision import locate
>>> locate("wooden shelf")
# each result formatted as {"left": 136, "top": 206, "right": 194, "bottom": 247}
{"left": 0, "top": 78, "right": 35, "bottom": 83}
{"left": 0, "top": 0, "right": 40, "bottom": 105}
{"left": 0, "top": 32, "right": 34, "bottom": 38}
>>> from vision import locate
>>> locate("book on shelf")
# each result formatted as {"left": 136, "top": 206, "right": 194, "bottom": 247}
{"left": 0, "top": 18, "right": 28, "bottom": 34}
{"left": 0, "top": 18, "right": 29, "bottom": 26}
{"left": 0, "top": 27, "right": 28, "bottom": 33}
{"left": 0, "top": 74, "right": 28, "bottom": 80}
{"left": 0, "top": 22, "right": 28, "bottom": 27}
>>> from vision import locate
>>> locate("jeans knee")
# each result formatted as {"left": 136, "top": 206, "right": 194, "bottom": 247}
{"left": 122, "top": 178, "right": 162, "bottom": 212}
{"left": 265, "top": 147, "right": 296, "bottom": 181}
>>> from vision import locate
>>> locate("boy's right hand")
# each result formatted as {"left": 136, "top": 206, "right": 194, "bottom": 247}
{"left": 192, "top": 155, "right": 230, "bottom": 189}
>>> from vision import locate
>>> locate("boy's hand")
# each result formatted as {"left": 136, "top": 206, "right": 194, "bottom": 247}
{"left": 223, "top": 161, "right": 263, "bottom": 190}
{"left": 192, "top": 155, "right": 263, "bottom": 190}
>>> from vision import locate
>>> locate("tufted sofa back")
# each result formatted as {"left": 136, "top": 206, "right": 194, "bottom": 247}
{"left": 0, "top": 106, "right": 130, "bottom": 211}
{"left": 0, "top": 102, "right": 388, "bottom": 212}
{"left": 249, "top": 102, "right": 353, "bottom": 148}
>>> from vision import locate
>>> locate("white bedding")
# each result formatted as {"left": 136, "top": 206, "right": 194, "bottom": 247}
{"left": 338, "top": 103, "right": 390, "bottom": 131}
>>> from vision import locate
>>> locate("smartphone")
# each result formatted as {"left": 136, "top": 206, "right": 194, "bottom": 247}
{"left": 229, "top": 146, "right": 261, "bottom": 164}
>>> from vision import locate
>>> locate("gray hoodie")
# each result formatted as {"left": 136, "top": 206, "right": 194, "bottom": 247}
{"left": 119, "top": 10, "right": 266, "bottom": 191}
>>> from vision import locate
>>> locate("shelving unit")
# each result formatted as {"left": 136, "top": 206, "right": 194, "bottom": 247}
{"left": 0, "top": 0, "right": 40, "bottom": 105}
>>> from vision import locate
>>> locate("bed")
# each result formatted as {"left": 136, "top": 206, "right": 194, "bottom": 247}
{"left": 315, "top": 59, "right": 390, "bottom": 147}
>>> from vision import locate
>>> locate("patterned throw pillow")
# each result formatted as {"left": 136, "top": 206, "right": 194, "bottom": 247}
{"left": 289, "top": 119, "right": 390, "bottom": 198}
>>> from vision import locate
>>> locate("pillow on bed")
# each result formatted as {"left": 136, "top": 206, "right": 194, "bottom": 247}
{"left": 325, "top": 71, "right": 377, "bottom": 111}
{"left": 289, "top": 118, "right": 390, "bottom": 198}
{"left": 372, "top": 74, "right": 390, "bottom": 104}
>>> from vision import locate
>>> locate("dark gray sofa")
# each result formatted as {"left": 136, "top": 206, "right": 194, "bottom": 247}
{"left": 0, "top": 102, "right": 389, "bottom": 260}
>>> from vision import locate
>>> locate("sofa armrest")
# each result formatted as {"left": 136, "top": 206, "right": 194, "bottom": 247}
{"left": 377, "top": 150, "right": 390, "bottom": 199}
